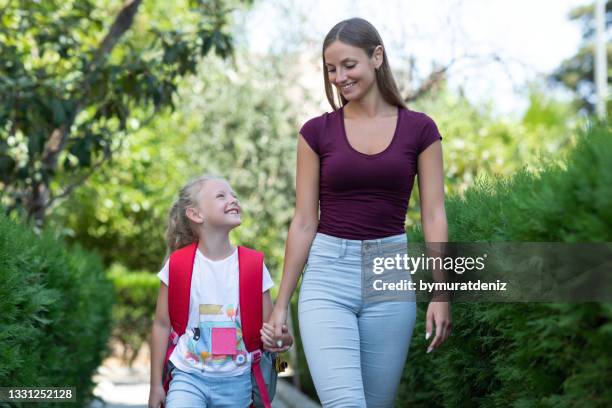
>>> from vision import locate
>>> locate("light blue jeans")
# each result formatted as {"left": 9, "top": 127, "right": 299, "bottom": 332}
{"left": 298, "top": 232, "right": 417, "bottom": 408}
{"left": 165, "top": 366, "right": 252, "bottom": 407}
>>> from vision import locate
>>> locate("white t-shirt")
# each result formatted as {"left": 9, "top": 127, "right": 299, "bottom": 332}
{"left": 158, "top": 247, "right": 274, "bottom": 377}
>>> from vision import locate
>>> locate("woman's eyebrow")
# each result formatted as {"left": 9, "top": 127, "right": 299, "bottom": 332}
{"left": 326, "top": 58, "right": 356, "bottom": 66}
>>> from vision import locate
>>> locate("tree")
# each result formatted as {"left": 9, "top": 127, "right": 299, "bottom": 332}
{"left": 551, "top": 0, "right": 612, "bottom": 114}
{"left": 49, "top": 52, "right": 301, "bottom": 273}
{"left": 0, "top": 0, "right": 249, "bottom": 226}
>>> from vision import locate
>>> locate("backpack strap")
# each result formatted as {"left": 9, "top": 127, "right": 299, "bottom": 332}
{"left": 168, "top": 242, "right": 198, "bottom": 337}
{"left": 237, "top": 246, "right": 272, "bottom": 408}
{"left": 162, "top": 241, "right": 198, "bottom": 400}
{"left": 238, "top": 245, "right": 264, "bottom": 351}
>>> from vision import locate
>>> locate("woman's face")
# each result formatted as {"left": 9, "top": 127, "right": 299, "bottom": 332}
{"left": 324, "top": 40, "right": 382, "bottom": 102}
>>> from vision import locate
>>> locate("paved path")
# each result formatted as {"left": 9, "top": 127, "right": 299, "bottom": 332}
{"left": 90, "top": 363, "right": 320, "bottom": 408}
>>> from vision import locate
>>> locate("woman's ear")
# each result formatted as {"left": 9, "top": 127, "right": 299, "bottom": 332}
{"left": 186, "top": 207, "right": 204, "bottom": 224}
{"left": 373, "top": 45, "right": 384, "bottom": 70}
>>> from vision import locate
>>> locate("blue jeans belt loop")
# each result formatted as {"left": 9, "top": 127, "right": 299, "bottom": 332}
{"left": 339, "top": 239, "right": 347, "bottom": 258}
{"left": 363, "top": 240, "right": 376, "bottom": 253}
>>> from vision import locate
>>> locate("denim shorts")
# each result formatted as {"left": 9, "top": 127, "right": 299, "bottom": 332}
{"left": 165, "top": 366, "right": 252, "bottom": 408}
{"left": 298, "top": 232, "right": 417, "bottom": 408}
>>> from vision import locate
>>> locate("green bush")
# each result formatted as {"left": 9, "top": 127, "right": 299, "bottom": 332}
{"left": 108, "top": 263, "right": 159, "bottom": 366}
{"left": 0, "top": 212, "right": 114, "bottom": 407}
{"left": 398, "top": 122, "right": 612, "bottom": 407}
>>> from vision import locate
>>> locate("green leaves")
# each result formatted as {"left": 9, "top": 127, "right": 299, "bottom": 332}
{"left": 0, "top": 211, "right": 114, "bottom": 403}
{"left": 400, "top": 123, "right": 612, "bottom": 407}
{"left": 1, "top": 0, "right": 245, "bottom": 222}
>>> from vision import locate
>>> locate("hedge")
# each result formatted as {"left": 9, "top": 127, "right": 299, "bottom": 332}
{"left": 0, "top": 212, "right": 114, "bottom": 407}
{"left": 397, "top": 122, "right": 612, "bottom": 407}
{"left": 107, "top": 263, "right": 159, "bottom": 366}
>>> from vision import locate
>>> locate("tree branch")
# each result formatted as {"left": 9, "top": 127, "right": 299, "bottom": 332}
{"left": 41, "top": 0, "right": 143, "bottom": 173}
{"left": 44, "top": 109, "right": 159, "bottom": 212}
{"left": 45, "top": 138, "right": 122, "bottom": 211}
{"left": 90, "top": 0, "right": 143, "bottom": 71}
{"left": 404, "top": 66, "right": 448, "bottom": 103}
{"left": 403, "top": 52, "right": 523, "bottom": 103}
{"left": 35, "top": 0, "right": 143, "bottom": 222}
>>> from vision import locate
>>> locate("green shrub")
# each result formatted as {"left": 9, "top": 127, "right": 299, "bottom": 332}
{"left": 398, "top": 123, "right": 612, "bottom": 407}
{"left": 108, "top": 263, "right": 159, "bottom": 366}
{"left": 0, "top": 212, "right": 114, "bottom": 407}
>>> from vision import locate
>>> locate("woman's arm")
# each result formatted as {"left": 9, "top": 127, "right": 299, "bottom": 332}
{"left": 267, "top": 134, "right": 320, "bottom": 337}
{"left": 262, "top": 291, "right": 293, "bottom": 352}
{"left": 148, "top": 283, "right": 171, "bottom": 407}
{"left": 417, "top": 140, "right": 451, "bottom": 353}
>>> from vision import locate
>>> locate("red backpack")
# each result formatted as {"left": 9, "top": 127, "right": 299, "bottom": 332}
{"left": 161, "top": 242, "right": 273, "bottom": 408}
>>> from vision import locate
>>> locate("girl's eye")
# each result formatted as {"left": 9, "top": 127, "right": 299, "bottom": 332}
{"left": 327, "top": 68, "right": 335, "bottom": 73}
{"left": 216, "top": 194, "right": 224, "bottom": 198}
{"left": 346, "top": 64, "right": 356, "bottom": 69}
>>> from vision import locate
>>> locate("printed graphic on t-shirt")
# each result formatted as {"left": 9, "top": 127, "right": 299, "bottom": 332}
{"left": 183, "top": 303, "right": 248, "bottom": 369}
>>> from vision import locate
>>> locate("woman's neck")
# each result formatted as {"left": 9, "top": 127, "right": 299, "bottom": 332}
{"left": 344, "top": 89, "right": 395, "bottom": 119}
{"left": 197, "top": 229, "right": 234, "bottom": 261}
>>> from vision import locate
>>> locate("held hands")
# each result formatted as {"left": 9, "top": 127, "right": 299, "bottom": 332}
{"left": 260, "top": 322, "right": 293, "bottom": 353}
{"left": 262, "top": 304, "right": 291, "bottom": 352}
{"left": 425, "top": 301, "right": 451, "bottom": 354}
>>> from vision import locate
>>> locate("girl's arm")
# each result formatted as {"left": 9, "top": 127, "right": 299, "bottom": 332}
{"left": 417, "top": 139, "right": 451, "bottom": 353}
{"left": 267, "top": 134, "right": 320, "bottom": 338}
{"left": 148, "top": 283, "right": 171, "bottom": 407}
{"left": 263, "top": 290, "right": 274, "bottom": 322}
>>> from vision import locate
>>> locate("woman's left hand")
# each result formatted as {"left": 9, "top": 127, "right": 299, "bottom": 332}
{"left": 425, "top": 301, "right": 451, "bottom": 353}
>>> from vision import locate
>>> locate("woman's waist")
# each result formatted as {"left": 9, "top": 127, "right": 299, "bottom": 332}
{"left": 314, "top": 231, "right": 407, "bottom": 245}
{"left": 310, "top": 231, "right": 408, "bottom": 260}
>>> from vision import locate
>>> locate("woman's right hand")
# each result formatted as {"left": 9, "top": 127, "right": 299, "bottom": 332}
{"left": 267, "top": 304, "right": 288, "bottom": 339}
{"left": 148, "top": 384, "right": 166, "bottom": 408}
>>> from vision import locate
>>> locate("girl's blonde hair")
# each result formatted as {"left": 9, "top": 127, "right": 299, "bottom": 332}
{"left": 322, "top": 18, "right": 407, "bottom": 111}
{"left": 165, "top": 174, "right": 224, "bottom": 253}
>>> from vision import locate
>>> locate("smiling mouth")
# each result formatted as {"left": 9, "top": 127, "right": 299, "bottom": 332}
{"left": 340, "top": 82, "right": 357, "bottom": 91}
{"left": 225, "top": 209, "right": 240, "bottom": 215}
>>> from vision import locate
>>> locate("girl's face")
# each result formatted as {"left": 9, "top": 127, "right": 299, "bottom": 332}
{"left": 324, "top": 40, "right": 383, "bottom": 102}
{"left": 188, "top": 179, "right": 241, "bottom": 230}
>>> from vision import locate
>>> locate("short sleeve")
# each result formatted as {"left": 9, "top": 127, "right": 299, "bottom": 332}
{"left": 418, "top": 114, "right": 443, "bottom": 154}
{"left": 299, "top": 116, "right": 321, "bottom": 155}
{"left": 157, "top": 258, "right": 169, "bottom": 286}
{"left": 262, "top": 263, "right": 274, "bottom": 292}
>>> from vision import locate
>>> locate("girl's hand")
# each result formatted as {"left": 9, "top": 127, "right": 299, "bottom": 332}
{"left": 148, "top": 384, "right": 166, "bottom": 408}
{"left": 425, "top": 301, "right": 451, "bottom": 353}
{"left": 261, "top": 322, "right": 292, "bottom": 353}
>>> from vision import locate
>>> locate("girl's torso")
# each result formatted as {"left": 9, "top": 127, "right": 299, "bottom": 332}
{"left": 157, "top": 248, "right": 274, "bottom": 377}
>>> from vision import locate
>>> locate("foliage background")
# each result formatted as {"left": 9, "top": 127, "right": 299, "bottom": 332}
{"left": 0, "top": 0, "right": 610, "bottom": 405}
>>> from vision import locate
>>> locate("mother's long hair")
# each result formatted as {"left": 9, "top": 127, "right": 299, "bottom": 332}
{"left": 322, "top": 18, "right": 406, "bottom": 111}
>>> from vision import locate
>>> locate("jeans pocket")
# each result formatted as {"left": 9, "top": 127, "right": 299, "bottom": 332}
{"left": 307, "top": 241, "right": 341, "bottom": 268}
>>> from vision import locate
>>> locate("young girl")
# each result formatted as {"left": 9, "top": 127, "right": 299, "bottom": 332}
{"left": 148, "top": 175, "right": 293, "bottom": 408}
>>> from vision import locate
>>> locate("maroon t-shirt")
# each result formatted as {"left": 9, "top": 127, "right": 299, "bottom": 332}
{"left": 299, "top": 105, "right": 442, "bottom": 240}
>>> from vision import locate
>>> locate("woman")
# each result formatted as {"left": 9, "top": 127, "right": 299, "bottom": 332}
{"left": 268, "top": 18, "right": 451, "bottom": 407}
